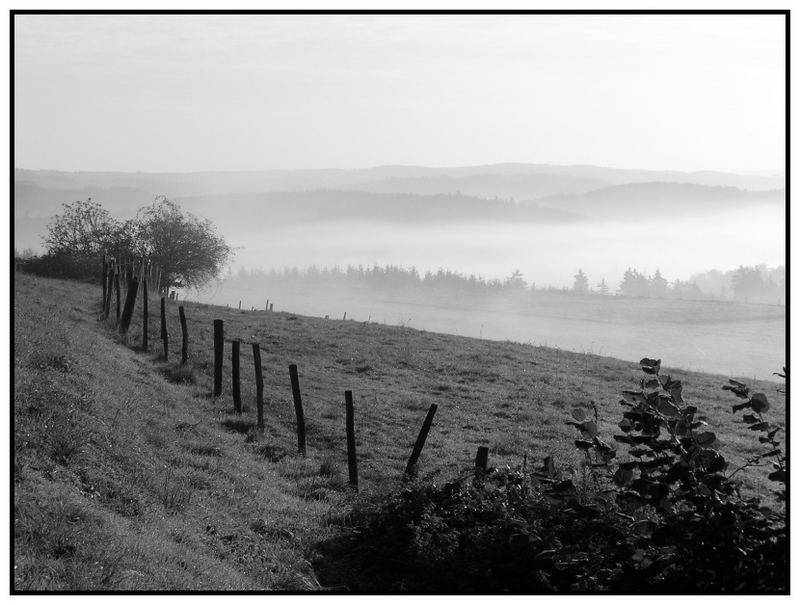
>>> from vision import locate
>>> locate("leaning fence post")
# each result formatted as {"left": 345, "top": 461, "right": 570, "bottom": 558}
{"left": 232, "top": 340, "right": 242, "bottom": 414}
{"left": 345, "top": 390, "right": 358, "bottom": 490}
{"left": 160, "top": 297, "right": 168, "bottom": 360}
{"left": 404, "top": 404, "right": 438, "bottom": 480}
{"left": 289, "top": 364, "right": 307, "bottom": 456}
{"left": 252, "top": 343, "right": 264, "bottom": 430}
{"left": 178, "top": 306, "right": 188, "bottom": 365}
{"left": 213, "top": 320, "right": 224, "bottom": 397}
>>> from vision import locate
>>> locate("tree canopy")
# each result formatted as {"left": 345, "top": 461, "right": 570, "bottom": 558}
{"left": 42, "top": 196, "right": 232, "bottom": 292}
{"left": 44, "top": 199, "right": 118, "bottom": 256}
{"left": 134, "top": 197, "right": 231, "bottom": 291}
{"left": 572, "top": 269, "right": 589, "bottom": 294}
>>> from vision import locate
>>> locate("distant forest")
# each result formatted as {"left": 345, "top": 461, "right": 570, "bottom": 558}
{"left": 221, "top": 263, "right": 785, "bottom": 306}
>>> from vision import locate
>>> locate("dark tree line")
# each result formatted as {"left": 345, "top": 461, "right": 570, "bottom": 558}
{"left": 610, "top": 265, "right": 784, "bottom": 304}
{"left": 227, "top": 264, "right": 512, "bottom": 296}
{"left": 226, "top": 263, "right": 784, "bottom": 306}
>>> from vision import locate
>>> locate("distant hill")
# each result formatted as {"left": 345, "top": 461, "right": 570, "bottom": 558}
{"left": 14, "top": 181, "right": 151, "bottom": 218}
{"left": 341, "top": 173, "right": 611, "bottom": 200}
{"left": 13, "top": 164, "right": 785, "bottom": 251}
{"left": 448, "top": 163, "right": 784, "bottom": 191}
{"left": 15, "top": 162, "right": 784, "bottom": 205}
{"left": 531, "top": 182, "right": 785, "bottom": 220}
{"left": 173, "top": 190, "right": 585, "bottom": 235}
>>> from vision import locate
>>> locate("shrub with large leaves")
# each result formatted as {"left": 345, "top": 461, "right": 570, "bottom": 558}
{"left": 316, "top": 360, "right": 787, "bottom": 593}
{"left": 569, "top": 358, "right": 786, "bottom": 591}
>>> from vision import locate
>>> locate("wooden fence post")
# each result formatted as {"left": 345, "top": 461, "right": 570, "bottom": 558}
{"left": 252, "top": 343, "right": 264, "bottom": 430}
{"left": 119, "top": 277, "right": 139, "bottom": 334}
{"left": 104, "top": 260, "right": 114, "bottom": 319}
{"left": 101, "top": 255, "right": 107, "bottom": 309}
{"left": 160, "top": 297, "right": 168, "bottom": 360}
{"left": 345, "top": 390, "right": 358, "bottom": 490}
{"left": 213, "top": 320, "right": 224, "bottom": 397}
{"left": 404, "top": 404, "right": 438, "bottom": 480}
{"left": 154, "top": 266, "right": 162, "bottom": 297}
{"left": 114, "top": 266, "right": 121, "bottom": 323}
{"left": 178, "top": 306, "right": 188, "bottom": 365}
{"left": 232, "top": 340, "right": 242, "bottom": 413}
{"left": 475, "top": 446, "right": 489, "bottom": 477}
{"left": 141, "top": 270, "right": 148, "bottom": 351}
{"left": 238, "top": 300, "right": 241, "bottom": 310}
{"left": 288, "top": 364, "right": 306, "bottom": 456}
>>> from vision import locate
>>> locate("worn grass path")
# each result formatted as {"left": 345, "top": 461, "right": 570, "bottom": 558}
{"left": 13, "top": 272, "right": 785, "bottom": 591}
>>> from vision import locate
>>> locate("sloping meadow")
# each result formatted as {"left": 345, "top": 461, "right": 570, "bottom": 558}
{"left": 13, "top": 272, "right": 785, "bottom": 591}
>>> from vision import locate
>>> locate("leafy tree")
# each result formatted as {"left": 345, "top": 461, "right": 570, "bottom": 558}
{"left": 572, "top": 269, "right": 589, "bottom": 294}
{"left": 672, "top": 278, "right": 703, "bottom": 300}
{"left": 618, "top": 267, "right": 649, "bottom": 297}
{"left": 43, "top": 199, "right": 119, "bottom": 256}
{"left": 649, "top": 268, "right": 669, "bottom": 298}
{"left": 134, "top": 196, "right": 232, "bottom": 293}
{"left": 690, "top": 268, "right": 727, "bottom": 300}
{"left": 730, "top": 265, "right": 765, "bottom": 301}
{"left": 504, "top": 269, "right": 527, "bottom": 291}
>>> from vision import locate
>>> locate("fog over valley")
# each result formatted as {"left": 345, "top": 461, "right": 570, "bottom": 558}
{"left": 14, "top": 164, "right": 785, "bottom": 379}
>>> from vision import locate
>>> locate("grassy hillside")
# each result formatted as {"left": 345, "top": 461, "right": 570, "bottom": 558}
{"left": 13, "top": 272, "right": 785, "bottom": 591}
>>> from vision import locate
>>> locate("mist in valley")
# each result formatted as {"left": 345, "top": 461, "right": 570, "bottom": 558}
{"left": 218, "top": 205, "right": 783, "bottom": 291}
{"left": 14, "top": 165, "right": 786, "bottom": 381}
{"left": 171, "top": 202, "right": 781, "bottom": 380}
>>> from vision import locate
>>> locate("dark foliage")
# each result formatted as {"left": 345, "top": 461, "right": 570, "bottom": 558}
{"left": 27, "top": 196, "right": 231, "bottom": 292}
{"left": 316, "top": 361, "right": 786, "bottom": 593}
{"left": 16, "top": 251, "right": 102, "bottom": 283}
{"left": 133, "top": 196, "right": 231, "bottom": 292}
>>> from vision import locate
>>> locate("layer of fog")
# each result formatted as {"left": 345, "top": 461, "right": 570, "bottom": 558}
{"left": 181, "top": 204, "right": 784, "bottom": 380}
{"left": 225, "top": 205, "right": 784, "bottom": 290}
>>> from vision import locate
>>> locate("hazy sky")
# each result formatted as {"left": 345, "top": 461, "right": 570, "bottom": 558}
{"left": 14, "top": 13, "right": 785, "bottom": 173}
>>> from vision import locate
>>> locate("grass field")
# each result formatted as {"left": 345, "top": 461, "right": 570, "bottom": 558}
{"left": 13, "top": 272, "right": 786, "bottom": 590}
{"left": 205, "top": 281, "right": 785, "bottom": 380}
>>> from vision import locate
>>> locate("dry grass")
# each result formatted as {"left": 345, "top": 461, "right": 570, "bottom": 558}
{"left": 13, "top": 272, "right": 786, "bottom": 591}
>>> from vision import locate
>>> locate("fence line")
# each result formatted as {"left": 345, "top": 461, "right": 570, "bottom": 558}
{"left": 95, "top": 266, "right": 490, "bottom": 486}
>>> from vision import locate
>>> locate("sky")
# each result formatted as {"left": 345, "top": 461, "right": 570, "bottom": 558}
{"left": 13, "top": 13, "right": 786, "bottom": 173}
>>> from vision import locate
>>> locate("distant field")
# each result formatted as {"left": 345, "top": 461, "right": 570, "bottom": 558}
{"left": 197, "top": 284, "right": 786, "bottom": 380}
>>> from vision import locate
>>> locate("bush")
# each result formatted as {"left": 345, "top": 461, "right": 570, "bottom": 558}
{"left": 315, "top": 359, "right": 787, "bottom": 593}
{"left": 17, "top": 252, "right": 102, "bottom": 283}
{"left": 316, "top": 467, "right": 633, "bottom": 592}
